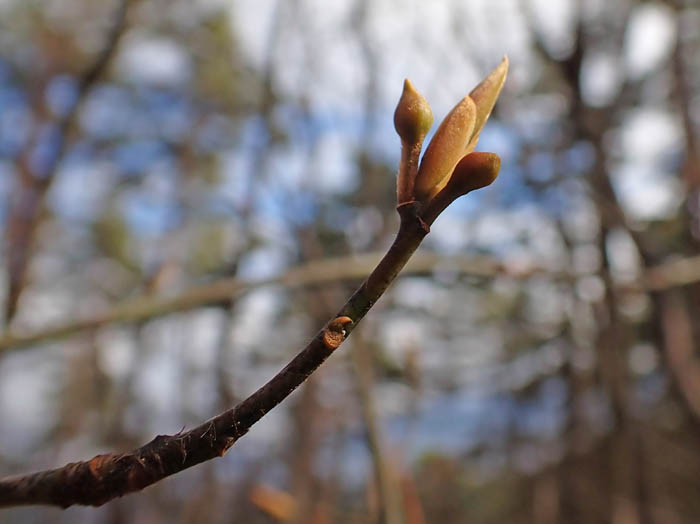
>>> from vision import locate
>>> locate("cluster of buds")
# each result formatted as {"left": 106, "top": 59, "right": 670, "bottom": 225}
{"left": 393, "top": 57, "right": 508, "bottom": 224}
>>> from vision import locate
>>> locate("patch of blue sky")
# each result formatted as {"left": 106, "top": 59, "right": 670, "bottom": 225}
{"left": 216, "top": 148, "right": 254, "bottom": 211}
{"left": 112, "top": 139, "right": 172, "bottom": 176}
{"left": 44, "top": 74, "right": 79, "bottom": 118}
{"left": 311, "top": 390, "right": 514, "bottom": 483}
{"left": 137, "top": 87, "right": 194, "bottom": 143}
{"left": 215, "top": 113, "right": 360, "bottom": 224}
{"left": 561, "top": 140, "right": 596, "bottom": 174}
{"left": 512, "top": 96, "right": 569, "bottom": 146}
{"left": 81, "top": 84, "right": 194, "bottom": 144}
{"left": 48, "top": 159, "right": 114, "bottom": 221}
{"left": 263, "top": 143, "right": 308, "bottom": 191}
{"left": 236, "top": 244, "right": 292, "bottom": 281}
{"left": 477, "top": 120, "right": 520, "bottom": 161}
{"left": 308, "top": 132, "right": 360, "bottom": 195}
{"left": 240, "top": 113, "right": 273, "bottom": 149}
{"left": 251, "top": 182, "right": 308, "bottom": 227}
{"left": 535, "top": 181, "right": 583, "bottom": 218}
{"left": 27, "top": 122, "right": 63, "bottom": 179}
{"left": 271, "top": 102, "right": 355, "bottom": 150}
{"left": 196, "top": 114, "right": 237, "bottom": 153}
{"left": 284, "top": 103, "right": 366, "bottom": 149}
{"left": 526, "top": 151, "right": 556, "bottom": 183}
{"left": 322, "top": 202, "right": 360, "bottom": 235}
{"left": 80, "top": 84, "right": 134, "bottom": 139}
{"left": 431, "top": 183, "right": 568, "bottom": 258}
{"left": 0, "top": 85, "right": 32, "bottom": 157}
{"left": 395, "top": 391, "right": 513, "bottom": 456}
{"left": 466, "top": 206, "right": 536, "bottom": 256}
{"left": 494, "top": 163, "right": 538, "bottom": 208}
{"left": 119, "top": 183, "right": 181, "bottom": 237}
{"left": 514, "top": 398, "right": 567, "bottom": 441}
{"left": 267, "top": 187, "right": 319, "bottom": 229}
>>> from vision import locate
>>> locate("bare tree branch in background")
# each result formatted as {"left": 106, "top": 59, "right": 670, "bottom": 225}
{"left": 1, "top": 249, "right": 698, "bottom": 353}
{"left": 3, "top": 0, "right": 136, "bottom": 325}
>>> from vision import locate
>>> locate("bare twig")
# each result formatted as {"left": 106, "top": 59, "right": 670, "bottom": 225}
{"left": 0, "top": 210, "right": 429, "bottom": 508}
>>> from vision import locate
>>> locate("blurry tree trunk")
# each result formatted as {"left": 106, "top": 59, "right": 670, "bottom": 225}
{"left": 352, "top": 334, "right": 405, "bottom": 524}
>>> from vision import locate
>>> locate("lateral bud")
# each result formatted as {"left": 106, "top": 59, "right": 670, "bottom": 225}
{"left": 322, "top": 316, "right": 354, "bottom": 351}
{"left": 422, "top": 152, "right": 501, "bottom": 225}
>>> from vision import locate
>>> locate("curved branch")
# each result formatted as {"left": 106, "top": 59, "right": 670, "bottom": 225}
{"left": 0, "top": 212, "right": 429, "bottom": 508}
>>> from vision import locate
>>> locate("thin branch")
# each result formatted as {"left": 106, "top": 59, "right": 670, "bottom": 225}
{"left": 2, "top": 248, "right": 699, "bottom": 353}
{"left": 0, "top": 250, "right": 523, "bottom": 352}
{"left": 0, "top": 210, "right": 429, "bottom": 508}
{"left": 4, "top": 0, "right": 135, "bottom": 323}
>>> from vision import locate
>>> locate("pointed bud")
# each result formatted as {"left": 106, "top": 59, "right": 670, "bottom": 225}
{"left": 394, "top": 79, "right": 433, "bottom": 145}
{"left": 468, "top": 56, "right": 508, "bottom": 143}
{"left": 422, "top": 152, "right": 501, "bottom": 225}
{"left": 449, "top": 152, "right": 500, "bottom": 192}
{"left": 413, "top": 96, "right": 477, "bottom": 203}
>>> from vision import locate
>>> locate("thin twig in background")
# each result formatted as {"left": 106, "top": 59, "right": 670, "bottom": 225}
{"left": 351, "top": 330, "right": 405, "bottom": 524}
{"left": 3, "top": 0, "right": 136, "bottom": 324}
{"left": 1, "top": 249, "right": 699, "bottom": 353}
{"left": 0, "top": 250, "right": 519, "bottom": 352}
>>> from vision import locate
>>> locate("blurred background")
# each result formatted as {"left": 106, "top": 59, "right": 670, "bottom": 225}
{"left": 1, "top": 0, "right": 699, "bottom": 522}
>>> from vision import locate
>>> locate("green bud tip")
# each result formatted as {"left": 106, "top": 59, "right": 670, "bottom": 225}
{"left": 393, "top": 79, "right": 434, "bottom": 145}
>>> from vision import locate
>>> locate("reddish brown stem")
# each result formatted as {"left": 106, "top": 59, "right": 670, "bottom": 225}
{"left": 0, "top": 211, "right": 428, "bottom": 508}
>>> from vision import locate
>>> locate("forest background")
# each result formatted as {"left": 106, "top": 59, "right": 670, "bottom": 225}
{"left": 0, "top": 0, "right": 699, "bottom": 523}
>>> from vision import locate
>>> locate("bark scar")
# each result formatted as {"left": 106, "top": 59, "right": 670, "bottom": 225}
{"left": 322, "top": 316, "right": 353, "bottom": 351}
